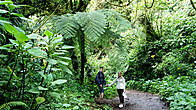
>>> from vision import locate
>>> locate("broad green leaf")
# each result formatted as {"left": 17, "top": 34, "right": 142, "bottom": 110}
{"left": 36, "top": 97, "right": 45, "bottom": 104}
{"left": 0, "top": 46, "right": 9, "bottom": 50}
{"left": 47, "top": 73, "right": 53, "bottom": 81}
{"left": 49, "top": 92, "right": 60, "bottom": 99}
{"left": 47, "top": 59, "right": 57, "bottom": 65}
{"left": 62, "top": 45, "right": 74, "bottom": 49}
{"left": 28, "top": 48, "right": 47, "bottom": 57}
{"left": 64, "top": 67, "right": 72, "bottom": 75}
{"left": 0, "top": 1, "right": 13, "bottom": 5}
{"left": 58, "top": 57, "right": 71, "bottom": 60}
{"left": 4, "top": 24, "right": 18, "bottom": 34}
{"left": 38, "top": 71, "right": 46, "bottom": 79}
{"left": 38, "top": 86, "right": 48, "bottom": 91}
{"left": 38, "top": 41, "right": 47, "bottom": 45}
{"left": 51, "top": 68, "right": 61, "bottom": 71}
{"left": 0, "top": 9, "right": 8, "bottom": 13}
{"left": 9, "top": 39, "right": 19, "bottom": 45}
{"left": 0, "top": 20, "right": 11, "bottom": 24}
{"left": 23, "top": 43, "right": 32, "bottom": 49}
{"left": 51, "top": 79, "right": 67, "bottom": 86}
{"left": 14, "top": 31, "right": 29, "bottom": 43}
{"left": 55, "top": 50, "right": 68, "bottom": 52}
{"left": 20, "top": 17, "right": 32, "bottom": 21}
{"left": 63, "top": 104, "right": 71, "bottom": 107}
{"left": 73, "top": 106, "right": 79, "bottom": 109}
{"left": 52, "top": 35, "right": 63, "bottom": 44}
{"left": 44, "top": 30, "right": 53, "bottom": 38}
{"left": 4, "top": 24, "right": 28, "bottom": 42}
{"left": 2, "top": 44, "right": 12, "bottom": 48}
{"left": 10, "top": 13, "right": 24, "bottom": 17}
{"left": 27, "top": 34, "right": 40, "bottom": 39}
{"left": 52, "top": 52, "right": 65, "bottom": 57}
{"left": 7, "top": 4, "right": 16, "bottom": 11}
{"left": 28, "top": 89, "right": 39, "bottom": 94}
{"left": 59, "top": 61, "right": 69, "bottom": 65}
{"left": 0, "top": 55, "right": 7, "bottom": 58}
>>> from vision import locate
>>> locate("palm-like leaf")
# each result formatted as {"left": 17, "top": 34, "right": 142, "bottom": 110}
{"left": 52, "top": 15, "right": 79, "bottom": 39}
{"left": 75, "top": 11, "right": 106, "bottom": 41}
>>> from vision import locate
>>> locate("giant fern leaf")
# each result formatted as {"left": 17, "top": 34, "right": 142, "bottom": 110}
{"left": 75, "top": 11, "right": 107, "bottom": 41}
{"left": 99, "top": 9, "right": 131, "bottom": 33}
{"left": 52, "top": 15, "right": 79, "bottom": 39}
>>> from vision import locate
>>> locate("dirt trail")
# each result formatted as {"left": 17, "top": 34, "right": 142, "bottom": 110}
{"left": 95, "top": 90, "right": 169, "bottom": 110}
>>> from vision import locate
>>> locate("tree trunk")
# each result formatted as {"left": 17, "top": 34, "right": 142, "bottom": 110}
{"left": 71, "top": 51, "right": 79, "bottom": 74}
{"left": 79, "top": 30, "right": 85, "bottom": 84}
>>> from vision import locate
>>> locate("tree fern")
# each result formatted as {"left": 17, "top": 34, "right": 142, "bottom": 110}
{"left": 74, "top": 11, "right": 106, "bottom": 41}
{"left": 52, "top": 9, "right": 130, "bottom": 41}
{"left": 0, "top": 101, "right": 29, "bottom": 110}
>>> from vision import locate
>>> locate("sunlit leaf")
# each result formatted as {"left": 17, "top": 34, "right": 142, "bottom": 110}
{"left": 47, "top": 58, "right": 57, "bottom": 65}
{"left": 10, "top": 13, "right": 24, "bottom": 17}
{"left": 28, "top": 48, "right": 47, "bottom": 57}
{"left": 4, "top": 24, "right": 28, "bottom": 42}
{"left": 49, "top": 92, "right": 61, "bottom": 99}
{"left": 64, "top": 67, "right": 72, "bottom": 75}
{"left": 4, "top": 24, "right": 18, "bottom": 34}
{"left": 63, "top": 104, "right": 71, "bottom": 107}
{"left": 0, "top": 20, "right": 11, "bottom": 24}
{"left": 14, "top": 31, "right": 29, "bottom": 43}
{"left": 38, "top": 86, "right": 48, "bottom": 91}
{"left": 0, "top": 1, "right": 13, "bottom": 5}
{"left": 28, "top": 89, "right": 39, "bottom": 94}
{"left": 59, "top": 61, "right": 69, "bottom": 65}
{"left": 27, "top": 34, "right": 40, "bottom": 39}
{"left": 51, "top": 79, "right": 67, "bottom": 86}
{"left": 73, "top": 106, "right": 79, "bottom": 109}
{"left": 0, "top": 9, "right": 8, "bottom": 13}
{"left": 36, "top": 97, "right": 45, "bottom": 104}
{"left": 44, "top": 30, "right": 53, "bottom": 38}
{"left": 58, "top": 57, "right": 71, "bottom": 60}
{"left": 61, "top": 45, "right": 74, "bottom": 49}
{"left": 20, "top": 17, "right": 32, "bottom": 21}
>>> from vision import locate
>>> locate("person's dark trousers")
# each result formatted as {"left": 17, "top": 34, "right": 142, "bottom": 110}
{"left": 98, "top": 84, "right": 104, "bottom": 93}
{"left": 117, "top": 89, "right": 124, "bottom": 103}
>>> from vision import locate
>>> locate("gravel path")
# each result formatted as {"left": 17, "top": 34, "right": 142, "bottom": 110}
{"left": 95, "top": 90, "right": 169, "bottom": 110}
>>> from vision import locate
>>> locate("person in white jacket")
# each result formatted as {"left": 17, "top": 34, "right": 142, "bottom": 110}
{"left": 106, "top": 72, "right": 126, "bottom": 108}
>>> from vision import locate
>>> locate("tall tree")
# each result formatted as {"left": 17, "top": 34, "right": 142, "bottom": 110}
{"left": 52, "top": 9, "right": 130, "bottom": 83}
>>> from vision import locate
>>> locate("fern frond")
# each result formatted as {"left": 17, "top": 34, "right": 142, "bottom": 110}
{"left": 51, "top": 15, "right": 79, "bottom": 39}
{"left": 75, "top": 11, "right": 107, "bottom": 41}
{"left": 99, "top": 9, "right": 131, "bottom": 33}
{"left": 0, "top": 101, "right": 29, "bottom": 110}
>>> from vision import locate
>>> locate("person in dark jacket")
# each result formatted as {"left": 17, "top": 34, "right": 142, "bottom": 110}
{"left": 95, "top": 67, "right": 106, "bottom": 99}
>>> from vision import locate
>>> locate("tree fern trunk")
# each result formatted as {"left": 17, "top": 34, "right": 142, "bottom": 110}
{"left": 70, "top": 0, "right": 73, "bottom": 11}
{"left": 80, "top": 30, "right": 85, "bottom": 84}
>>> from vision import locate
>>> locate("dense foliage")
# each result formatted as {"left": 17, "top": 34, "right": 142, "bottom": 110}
{"left": 0, "top": 0, "right": 195, "bottom": 110}
{"left": 127, "top": 76, "right": 196, "bottom": 109}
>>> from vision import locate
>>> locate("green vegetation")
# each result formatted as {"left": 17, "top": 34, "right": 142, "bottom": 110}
{"left": 0, "top": 0, "right": 195, "bottom": 110}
